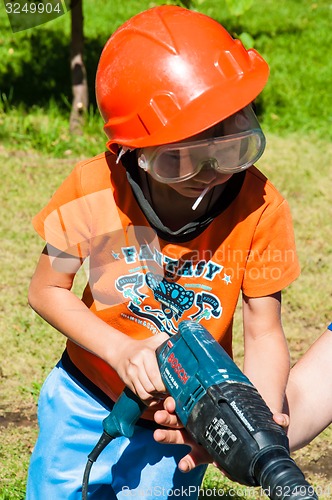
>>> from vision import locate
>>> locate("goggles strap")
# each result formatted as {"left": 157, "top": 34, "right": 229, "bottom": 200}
{"left": 116, "top": 146, "right": 132, "bottom": 164}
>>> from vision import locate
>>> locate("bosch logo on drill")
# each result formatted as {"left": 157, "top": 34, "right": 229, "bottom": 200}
{"left": 167, "top": 353, "right": 189, "bottom": 384}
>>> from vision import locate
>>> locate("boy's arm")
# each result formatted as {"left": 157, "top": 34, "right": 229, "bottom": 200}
{"left": 28, "top": 247, "right": 168, "bottom": 402}
{"left": 242, "top": 291, "right": 290, "bottom": 414}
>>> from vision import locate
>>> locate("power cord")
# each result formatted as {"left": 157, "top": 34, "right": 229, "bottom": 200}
{"left": 81, "top": 432, "right": 112, "bottom": 500}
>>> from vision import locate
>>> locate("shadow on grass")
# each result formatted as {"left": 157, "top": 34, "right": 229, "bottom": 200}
{"left": 2, "top": 16, "right": 304, "bottom": 112}
{"left": 1, "top": 29, "right": 104, "bottom": 110}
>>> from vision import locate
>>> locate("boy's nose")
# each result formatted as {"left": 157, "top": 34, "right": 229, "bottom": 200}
{"left": 194, "top": 161, "right": 217, "bottom": 183}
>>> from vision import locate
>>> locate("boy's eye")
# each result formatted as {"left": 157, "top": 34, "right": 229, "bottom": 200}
{"left": 166, "top": 153, "right": 179, "bottom": 160}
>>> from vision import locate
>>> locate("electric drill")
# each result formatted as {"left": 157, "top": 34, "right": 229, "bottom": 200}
{"left": 82, "top": 321, "right": 318, "bottom": 500}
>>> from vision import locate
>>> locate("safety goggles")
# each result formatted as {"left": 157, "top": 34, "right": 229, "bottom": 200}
{"left": 137, "top": 106, "right": 266, "bottom": 183}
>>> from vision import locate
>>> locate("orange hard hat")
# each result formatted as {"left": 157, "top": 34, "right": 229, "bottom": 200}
{"left": 96, "top": 5, "right": 269, "bottom": 152}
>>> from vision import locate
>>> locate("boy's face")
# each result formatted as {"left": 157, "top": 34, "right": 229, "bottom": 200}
{"left": 137, "top": 105, "right": 265, "bottom": 196}
{"left": 165, "top": 167, "right": 233, "bottom": 199}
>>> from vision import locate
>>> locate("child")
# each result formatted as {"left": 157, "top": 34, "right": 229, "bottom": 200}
{"left": 26, "top": 5, "right": 300, "bottom": 499}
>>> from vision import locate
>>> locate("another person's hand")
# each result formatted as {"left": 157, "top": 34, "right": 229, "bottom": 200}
{"left": 272, "top": 412, "right": 290, "bottom": 429}
{"left": 153, "top": 397, "right": 213, "bottom": 472}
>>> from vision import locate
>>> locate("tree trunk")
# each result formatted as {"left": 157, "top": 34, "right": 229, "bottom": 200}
{"left": 69, "top": 0, "right": 88, "bottom": 135}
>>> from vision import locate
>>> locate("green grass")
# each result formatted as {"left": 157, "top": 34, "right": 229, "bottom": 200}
{"left": 0, "top": 0, "right": 331, "bottom": 142}
{"left": 1, "top": 131, "right": 331, "bottom": 498}
{"left": 0, "top": 0, "right": 331, "bottom": 497}
{"left": 0, "top": 98, "right": 105, "bottom": 157}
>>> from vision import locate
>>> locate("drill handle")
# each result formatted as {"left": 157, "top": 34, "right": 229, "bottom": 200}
{"left": 103, "top": 386, "right": 147, "bottom": 439}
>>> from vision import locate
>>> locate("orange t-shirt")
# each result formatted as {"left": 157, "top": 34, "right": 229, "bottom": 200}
{"left": 33, "top": 152, "right": 300, "bottom": 412}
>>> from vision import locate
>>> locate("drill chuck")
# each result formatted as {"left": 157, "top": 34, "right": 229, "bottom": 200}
{"left": 255, "top": 451, "right": 317, "bottom": 500}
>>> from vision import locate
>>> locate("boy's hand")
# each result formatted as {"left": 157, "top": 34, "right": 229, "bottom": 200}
{"left": 112, "top": 333, "right": 169, "bottom": 404}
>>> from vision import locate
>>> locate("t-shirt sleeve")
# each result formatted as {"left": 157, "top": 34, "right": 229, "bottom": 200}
{"left": 242, "top": 199, "right": 301, "bottom": 297}
{"left": 32, "top": 164, "right": 91, "bottom": 259}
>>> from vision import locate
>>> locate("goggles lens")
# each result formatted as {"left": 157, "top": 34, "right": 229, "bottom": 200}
{"left": 138, "top": 106, "right": 266, "bottom": 183}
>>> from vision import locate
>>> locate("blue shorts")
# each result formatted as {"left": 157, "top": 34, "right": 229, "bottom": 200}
{"left": 26, "top": 354, "right": 207, "bottom": 499}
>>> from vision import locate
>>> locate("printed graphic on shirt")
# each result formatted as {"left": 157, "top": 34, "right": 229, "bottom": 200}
{"left": 115, "top": 244, "right": 225, "bottom": 336}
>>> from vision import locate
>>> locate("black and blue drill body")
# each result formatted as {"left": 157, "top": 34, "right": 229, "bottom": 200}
{"left": 156, "top": 321, "right": 295, "bottom": 489}
{"left": 85, "top": 321, "right": 318, "bottom": 500}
